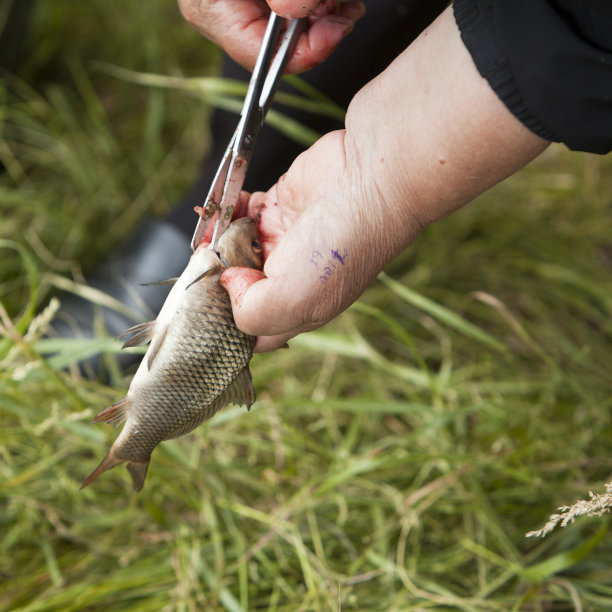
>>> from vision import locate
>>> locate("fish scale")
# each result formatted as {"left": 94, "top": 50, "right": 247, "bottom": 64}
{"left": 82, "top": 217, "right": 262, "bottom": 491}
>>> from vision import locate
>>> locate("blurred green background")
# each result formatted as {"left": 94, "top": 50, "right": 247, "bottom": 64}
{"left": 1, "top": 1, "right": 612, "bottom": 610}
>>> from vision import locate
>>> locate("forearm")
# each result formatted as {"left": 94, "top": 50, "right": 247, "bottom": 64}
{"left": 343, "top": 7, "right": 549, "bottom": 256}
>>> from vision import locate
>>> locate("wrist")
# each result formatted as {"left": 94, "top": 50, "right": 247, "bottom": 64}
{"left": 343, "top": 89, "right": 424, "bottom": 262}
{"left": 343, "top": 7, "right": 548, "bottom": 238}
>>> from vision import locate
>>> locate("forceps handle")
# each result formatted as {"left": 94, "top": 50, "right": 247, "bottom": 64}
{"left": 256, "top": 15, "right": 304, "bottom": 130}
{"left": 233, "top": 13, "right": 283, "bottom": 159}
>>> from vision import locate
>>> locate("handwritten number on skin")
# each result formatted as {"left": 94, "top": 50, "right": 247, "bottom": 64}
{"left": 310, "top": 248, "right": 349, "bottom": 283}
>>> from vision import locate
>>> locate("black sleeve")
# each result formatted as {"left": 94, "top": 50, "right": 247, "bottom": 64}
{"left": 453, "top": 0, "right": 612, "bottom": 154}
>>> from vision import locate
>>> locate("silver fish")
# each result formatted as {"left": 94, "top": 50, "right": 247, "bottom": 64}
{"left": 82, "top": 217, "right": 262, "bottom": 491}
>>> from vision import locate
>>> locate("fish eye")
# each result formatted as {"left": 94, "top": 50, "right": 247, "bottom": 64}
{"left": 251, "top": 239, "right": 262, "bottom": 252}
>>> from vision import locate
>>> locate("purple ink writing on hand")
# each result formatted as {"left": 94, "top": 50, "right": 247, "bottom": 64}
{"left": 331, "top": 249, "right": 347, "bottom": 265}
{"left": 309, "top": 250, "right": 323, "bottom": 269}
{"left": 316, "top": 247, "right": 349, "bottom": 283}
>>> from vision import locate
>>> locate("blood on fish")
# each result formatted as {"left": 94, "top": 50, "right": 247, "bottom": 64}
{"left": 221, "top": 267, "right": 266, "bottom": 309}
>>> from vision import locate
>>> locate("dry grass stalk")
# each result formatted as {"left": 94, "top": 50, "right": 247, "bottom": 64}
{"left": 527, "top": 482, "right": 612, "bottom": 538}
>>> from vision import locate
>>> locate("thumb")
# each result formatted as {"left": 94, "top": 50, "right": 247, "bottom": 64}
{"left": 220, "top": 267, "right": 266, "bottom": 319}
{"left": 221, "top": 267, "right": 311, "bottom": 352}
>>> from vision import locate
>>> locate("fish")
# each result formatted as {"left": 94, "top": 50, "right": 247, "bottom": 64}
{"left": 82, "top": 217, "right": 263, "bottom": 491}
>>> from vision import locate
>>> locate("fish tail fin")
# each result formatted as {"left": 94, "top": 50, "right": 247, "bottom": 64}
{"left": 80, "top": 448, "right": 125, "bottom": 490}
{"left": 126, "top": 460, "right": 150, "bottom": 492}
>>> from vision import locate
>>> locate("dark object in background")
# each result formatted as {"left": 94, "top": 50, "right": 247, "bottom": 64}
{"left": 48, "top": 220, "right": 192, "bottom": 371}
{"left": 0, "top": 0, "right": 34, "bottom": 74}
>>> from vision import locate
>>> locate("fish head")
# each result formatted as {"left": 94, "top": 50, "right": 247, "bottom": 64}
{"left": 217, "top": 217, "right": 263, "bottom": 270}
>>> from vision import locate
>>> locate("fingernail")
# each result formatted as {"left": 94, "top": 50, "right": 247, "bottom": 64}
{"left": 325, "top": 15, "right": 354, "bottom": 38}
{"left": 327, "top": 15, "right": 353, "bottom": 27}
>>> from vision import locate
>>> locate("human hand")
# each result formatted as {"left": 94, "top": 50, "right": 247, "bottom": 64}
{"left": 219, "top": 129, "right": 423, "bottom": 352}
{"left": 218, "top": 6, "right": 550, "bottom": 353}
{"left": 178, "top": 0, "right": 365, "bottom": 73}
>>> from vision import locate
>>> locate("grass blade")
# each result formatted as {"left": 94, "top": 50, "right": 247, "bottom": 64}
{"left": 378, "top": 271, "right": 507, "bottom": 352}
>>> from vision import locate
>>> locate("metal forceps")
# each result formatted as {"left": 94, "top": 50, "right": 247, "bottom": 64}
{"left": 190, "top": 12, "right": 304, "bottom": 252}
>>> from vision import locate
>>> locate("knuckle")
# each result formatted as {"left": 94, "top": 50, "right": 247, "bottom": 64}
{"left": 177, "top": 0, "right": 197, "bottom": 23}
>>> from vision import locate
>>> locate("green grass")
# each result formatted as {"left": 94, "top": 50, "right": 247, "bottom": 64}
{"left": 2, "top": 1, "right": 612, "bottom": 610}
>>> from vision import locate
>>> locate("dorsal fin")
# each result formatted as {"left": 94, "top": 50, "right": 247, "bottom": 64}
{"left": 147, "top": 323, "right": 169, "bottom": 370}
{"left": 220, "top": 367, "right": 256, "bottom": 410}
{"left": 92, "top": 397, "right": 130, "bottom": 426}
{"left": 166, "top": 367, "right": 256, "bottom": 440}
{"left": 118, "top": 321, "right": 156, "bottom": 348}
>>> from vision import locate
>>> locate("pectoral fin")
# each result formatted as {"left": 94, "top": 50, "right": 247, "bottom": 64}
{"left": 185, "top": 264, "right": 217, "bottom": 290}
{"left": 147, "top": 323, "right": 169, "bottom": 370}
{"left": 118, "top": 321, "right": 156, "bottom": 348}
{"left": 140, "top": 278, "right": 179, "bottom": 286}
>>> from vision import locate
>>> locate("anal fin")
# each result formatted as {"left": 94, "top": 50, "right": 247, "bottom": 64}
{"left": 92, "top": 397, "right": 130, "bottom": 426}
